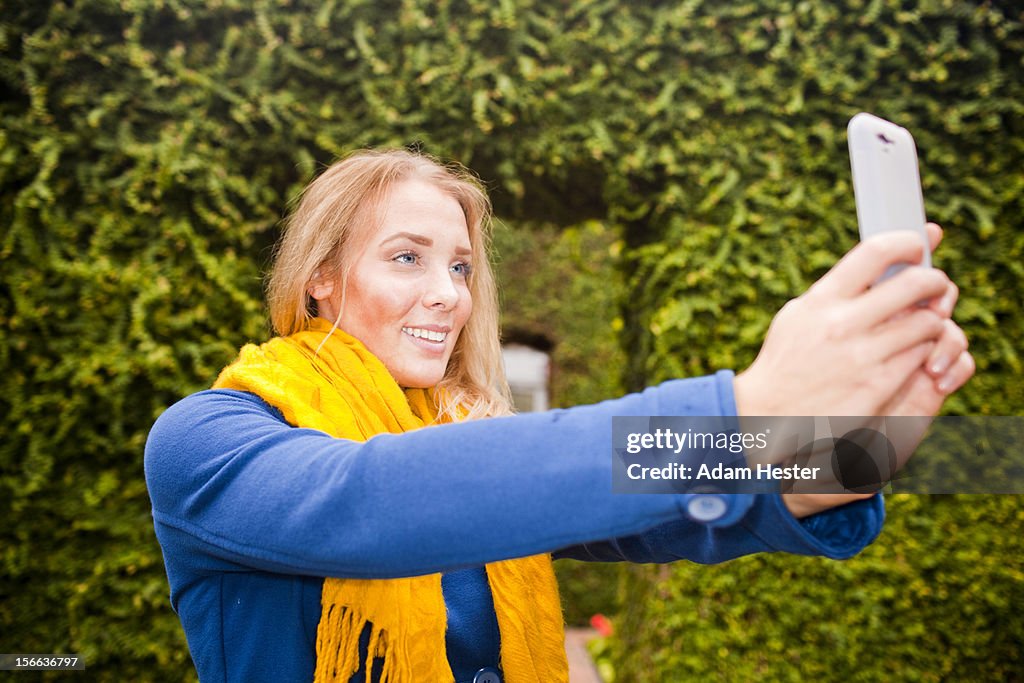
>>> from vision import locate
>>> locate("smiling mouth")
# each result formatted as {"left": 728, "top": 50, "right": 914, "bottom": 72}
{"left": 402, "top": 327, "right": 448, "bottom": 343}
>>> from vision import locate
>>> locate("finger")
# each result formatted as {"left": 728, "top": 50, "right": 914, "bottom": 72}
{"left": 936, "top": 351, "right": 976, "bottom": 395}
{"left": 851, "top": 266, "right": 951, "bottom": 327}
{"left": 812, "top": 232, "right": 930, "bottom": 299}
{"left": 873, "top": 309, "right": 946, "bottom": 362}
{"left": 925, "top": 280, "right": 959, "bottom": 319}
{"left": 925, "top": 320, "right": 968, "bottom": 378}
{"left": 850, "top": 341, "right": 936, "bottom": 417}
{"left": 880, "top": 368, "right": 942, "bottom": 418}
{"left": 881, "top": 340, "right": 937, "bottom": 394}
{"left": 925, "top": 222, "right": 943, "bottom": 253}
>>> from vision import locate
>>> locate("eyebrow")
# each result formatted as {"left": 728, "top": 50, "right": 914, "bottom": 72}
{"left": 381, "top": 232, "right": 472, "bottom": 256}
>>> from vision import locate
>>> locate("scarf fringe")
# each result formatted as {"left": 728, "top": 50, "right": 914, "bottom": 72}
{"left": 313, "top": 604, "right": 365, "bottom": 682}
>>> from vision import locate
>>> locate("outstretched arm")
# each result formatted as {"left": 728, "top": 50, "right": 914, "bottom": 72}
{"left": 147, "top": 374, "right": 757, "bottom": 579}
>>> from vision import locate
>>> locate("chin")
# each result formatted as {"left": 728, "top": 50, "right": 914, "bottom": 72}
{"left": 396, "top": 369, "right": 445, "bottom": 389}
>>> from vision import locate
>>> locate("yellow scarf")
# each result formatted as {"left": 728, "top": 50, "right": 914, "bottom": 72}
{"left": 213, "top": 318, "right": 568, "bottom": 683}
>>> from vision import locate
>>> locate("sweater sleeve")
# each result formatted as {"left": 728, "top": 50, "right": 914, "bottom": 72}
{"left": 553, "top": 493, "right": 884, "bottom": 563}
{"left": 144, "top": 371, "right": 880, "bottom": 579}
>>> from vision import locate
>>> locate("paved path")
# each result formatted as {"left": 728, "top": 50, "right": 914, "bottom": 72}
{"left": 565, "top": 627, "right": 603, "bottom": 683}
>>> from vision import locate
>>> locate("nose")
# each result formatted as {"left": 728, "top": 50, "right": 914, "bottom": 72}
{"left": 423, "top": 265, "right": 460, "bottom": 311}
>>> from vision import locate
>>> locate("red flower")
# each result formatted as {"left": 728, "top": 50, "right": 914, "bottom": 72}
{"left": 589, "top": 613, "right": 614, "bottom": 637}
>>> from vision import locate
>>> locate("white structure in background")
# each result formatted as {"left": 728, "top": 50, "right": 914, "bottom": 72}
{"left": 502, "top": 343, "right": 550, "bottom": 412}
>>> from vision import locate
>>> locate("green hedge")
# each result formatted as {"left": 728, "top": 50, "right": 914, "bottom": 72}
{"left": 1, "top": 0, "right": 1021, "bottom": 680}
{"left": 603, "top": 2, "right": 1023, "bottom": 406}
{"left": 492, "top": 219, "right": 625, "bottom": 409}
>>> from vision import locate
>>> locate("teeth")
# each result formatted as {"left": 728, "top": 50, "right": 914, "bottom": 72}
{"left": 403, "top": 327, "right": 447, "bottom": 342}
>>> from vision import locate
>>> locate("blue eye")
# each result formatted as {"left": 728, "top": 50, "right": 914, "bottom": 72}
{"left": 393, "top": 252, "right": 418, "bottom": 265}
{"left": 451, "top": 262, "right": 472, "bottom": 277}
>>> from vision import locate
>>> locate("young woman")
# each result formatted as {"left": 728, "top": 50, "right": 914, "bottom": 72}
{"left": 145, "top": 150, "right": 972, "bottom": 683}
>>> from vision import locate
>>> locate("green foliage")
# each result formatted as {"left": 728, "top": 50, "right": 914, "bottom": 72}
{"left": 606, "top": 495, "right": 1024, "bottom": 682}
{"left": 603, "top": 1, "right": 1024, "bottom": 410}
{"left": 554, "top": 559, "right": 626, "bottom": 629}
{"left": 492, "top": 219, "right": 625, "bottom": 408}
{"left": 1, "top": 0, "right": 1021, "bottom": 680}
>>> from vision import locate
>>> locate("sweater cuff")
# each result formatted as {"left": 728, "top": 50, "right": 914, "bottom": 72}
{"left": 649, "top": 370, "right": 754, "bottom": 528}
{"left": 742, "top": 493, "right": 886, "bottom": 559}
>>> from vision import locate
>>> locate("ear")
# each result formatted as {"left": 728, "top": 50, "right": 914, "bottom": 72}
{"left": 308, "top": 281, "right": 334, "bottom": 302}
{"left": 307, "top": 270, "right": 335, "bottom": 303}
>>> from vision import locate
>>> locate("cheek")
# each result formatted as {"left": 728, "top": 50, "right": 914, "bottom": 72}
{"left": 377, "top": 290, "right": 415, "bottom": 322}
{"left": 347, "top": 278, "right": 412, "bottom": 325}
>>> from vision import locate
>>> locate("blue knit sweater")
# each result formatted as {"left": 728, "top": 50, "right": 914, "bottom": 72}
{"left": 144, "top": 371, "right": 884, "bottom": 682}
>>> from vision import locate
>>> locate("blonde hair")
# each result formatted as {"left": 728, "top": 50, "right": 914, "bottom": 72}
{"left": 267, "top": 149, "right": 513, "bottom": 420}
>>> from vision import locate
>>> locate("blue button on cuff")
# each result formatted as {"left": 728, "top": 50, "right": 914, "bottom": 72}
{"left": 681, "top": 493, "right": 754, "bottom": 527}
{"left": 472, "top": 666, "right": 502, "bottom": 683}
{"left": 687, "top": 494, "right": 727, "bottom": 522}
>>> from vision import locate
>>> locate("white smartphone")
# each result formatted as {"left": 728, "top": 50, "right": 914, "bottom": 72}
{"left": 848, "top": 112, "right": 931, "bottom": 277}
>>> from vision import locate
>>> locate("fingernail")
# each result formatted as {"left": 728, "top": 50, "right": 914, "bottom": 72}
{"left": 937, "top": 374, "right": 954, "bottom": 393}
{"left": 930, "top": 356, "right": 950, "bottom": 375}
{"left": 939, "top": 291, "right": 956, "bottom": 316}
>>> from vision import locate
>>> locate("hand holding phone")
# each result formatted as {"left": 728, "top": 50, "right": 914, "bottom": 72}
{"left": 848, "top": 112, "right": 931, "bottom": 279}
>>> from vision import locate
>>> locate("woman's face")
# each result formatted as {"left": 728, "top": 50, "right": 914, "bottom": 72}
{"left": 313, "top": 179, "right": 474, "bottom": 388}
